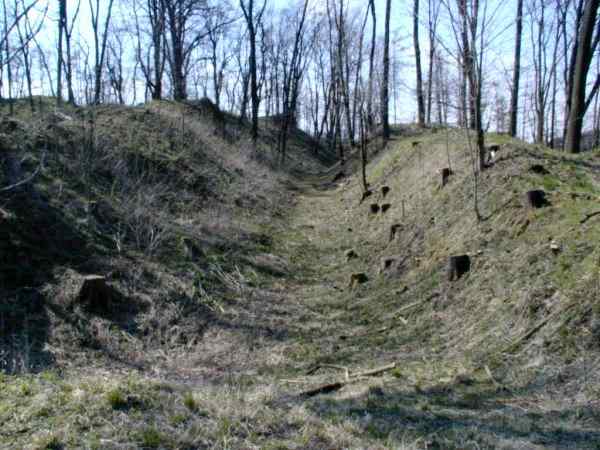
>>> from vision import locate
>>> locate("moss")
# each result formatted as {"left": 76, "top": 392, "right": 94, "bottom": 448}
{"left": 106, "top": 388, "right": 128, "bottom": 410}
{"left": 541, "top": 174, "right": 560, "bottom": 191}
{"left": 137, "top": 426, "right": 166, "bottom": 448}
{"left": 183, "top": 392, "right": 198, "bottom": 412}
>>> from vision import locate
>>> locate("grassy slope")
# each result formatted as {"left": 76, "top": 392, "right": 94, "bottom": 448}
{"left": 1, "top": 103, "right": 600, "bottom": 449}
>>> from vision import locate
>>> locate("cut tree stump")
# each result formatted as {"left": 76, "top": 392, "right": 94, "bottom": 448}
{"left": 345, "top": 249, "right": 358, "bottom": 261}
{"left": 380, "top": 256, "right": 399, "bottom": 273}
{"left": 524, "top": 190, "right": 548, "bottom": 209}
{"left": 77, "top": 275, "right": 113, "bottom": 311}
{"left": 349, "top": 273, "right": 369, "bottom": 289}
{"left": 447, "top": 255, "right": 471, "bottom": 281}
{"left": 381, "top": 203, "right": 391, "bottom": 213}
{"left": 441, "top": 168, "right": 452, "bottom": 187}
{"left": 486, "top": 145, "right": 501, "bottom": 166}
{"left": 389, "top": 224, "right": 402, "bottom": 242}
{"left": 381, "top": 186, "right": 390, "bottom": 198}
{"left": 528, "top": 164, "right": 549, "bottom": 175}
{"left": 370, "top": 204, "right": 380, "bottom": 214}
{"left": 332, "top": 171, "right": 345, "bottom": 183}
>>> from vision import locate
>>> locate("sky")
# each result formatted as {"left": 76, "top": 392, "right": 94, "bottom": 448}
{"left": 12, "top": 0, "right": 552, "bottom": 137}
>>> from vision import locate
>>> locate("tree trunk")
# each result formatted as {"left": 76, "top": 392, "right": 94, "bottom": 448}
{"left": 413, "top": 0, "right": 425, "bottom": 126}
{"left": 381, "top": 0, "right": 391, "bottom": 140}
{"left": 367, "top": 0, "right": 376, "bottom": 130}
{"left": 447, "top": 255, "right": 470, "bottom": 281}
{"left": 565, "top": 0, "right": 600, "bottom": 153}
{"left": 151, "top": 0, "right": 164, "bottom": 100}
{"left": 57, "top": 0, "right": 65, "bottom": 106}
{"left": 509, "top": 0, "right": 523, "bottom": 137}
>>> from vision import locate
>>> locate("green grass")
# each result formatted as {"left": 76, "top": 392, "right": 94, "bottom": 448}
{"left": 2, "top": 101, "right": 600, "bottom": 449}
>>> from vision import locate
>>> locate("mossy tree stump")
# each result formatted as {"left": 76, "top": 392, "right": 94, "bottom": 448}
{"left": 528, "top": 164, "right": 549, "bottom": 175}
{"left": 441, "top": 168, "right": 452, "bottom": 187}
{"left": 447, "top": 255, "right": 471, "bottom": 281}
{"left": 345, "top": 249, "right": 358, "bottom": 261}
{"left": 389, "top": 223, "right": 402, "bottom": 242}
{"left": 349, "top": 273, "right": 369, "bottom": 289}
{"left": 524, "top": 190, "right": 548, "bottom": 209}
{"left": 333, "top": 171, "right": 345, "bottom": 183}
{"left": 380, "top": 256, "right": 400, "bottom": 274}
{"left": 77, "top": 275, "right": 113, "bottom": 311}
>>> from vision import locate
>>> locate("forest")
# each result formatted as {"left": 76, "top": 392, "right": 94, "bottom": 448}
{"left": 1, "top": 1, "right": 600, "bottom": 449}
{"left": 0, "top": 0, "right": 599, "bottom": 157}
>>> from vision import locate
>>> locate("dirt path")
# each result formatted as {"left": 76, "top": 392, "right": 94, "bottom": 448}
{"left": 194, "top": 172, "right": 600, "bottom": 450}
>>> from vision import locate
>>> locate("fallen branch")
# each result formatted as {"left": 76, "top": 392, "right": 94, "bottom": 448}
{"left": 306, "top": 364, "right": 350, "bottom": 381}
{"left": 502, "top": 303, "right": 577, "bottom": 354}
{"left": 581, "top": 210, "right": 600, "bottom": 224}
{"left": 302, "top": 382, "right": 345, "bottom": 397}
{"left": 396, "top": 300, "right": 424, "bottom": 315}
{"left": 352, "top": 362, "right": 396, "bottom": 378}
{"left": 0, "top": 151, "right": 45, "bottom": 194}
{"left": 300, "top": 362, "right": 397, "bottom": 397}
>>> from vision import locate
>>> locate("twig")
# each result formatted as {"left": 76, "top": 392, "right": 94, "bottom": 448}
{"left": 484, "top": 365, "right": 500, "bottom": 388}
{"left": 581, "top": 210, "right": 600, "bottom": 224}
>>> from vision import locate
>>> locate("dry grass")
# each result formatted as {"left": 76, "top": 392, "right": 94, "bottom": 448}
{"left": 1, "top": 100, "right": 600, "bottom": 448}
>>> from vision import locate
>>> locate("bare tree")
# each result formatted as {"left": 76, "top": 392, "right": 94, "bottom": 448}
{"left": 381, "top": 0, "right": 391, "bottom": 140}
{"left": 529, "top": 0, "right": 559, "bottom": 144}
{"left": 134, "top": 0, "right": 167, "bottom": 101}
{"left": 508, "top": 0, "right": 523, "bottom": 137}
{"left": 277, "top": 0, "right": 310, "bottom": 164}
{"left": 413, "top": 0, "right": 425, "bottom": 126}
{"left": 89, "top": 0, "right": 116, "bottom": 104}
{"left": 426, "top": 0, "right": 440, "bottom": 124}
{"left": 240, "top": 0, "right": 266, "bottom": 142}
{"left": 57, "top": 0, "right": 65, "bottom": 105}
{"left": 565, "top": 0, "right": 600, "bottom": 152}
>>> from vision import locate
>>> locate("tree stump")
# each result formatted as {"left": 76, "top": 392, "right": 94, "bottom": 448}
{"left": 332, "top": 171, "right": 345, "bottom": 183}
{"left": 77, "top": 275, "right": 113, "bottom": 311}
{"left": 349, "top": 273, "right": 369, "bottom": 289}
{"left": 380, "top": 256, "right": 399, "bottom": 274}
{"left": 370, "top": 204, "right": 380, "bottom": 214}
{"left": 441, "top": 168, "right": 452, "bottom": 187}
{"left": 182, "top": 238, "right": 204, "bottom": 261}
{"left": 389, "top": 224, "right": 402, "bottom": 242}
{"left": 345, "top": 249, "right": 358, "bottom": 261}
{"left": 486, "top": 145, "right": 500, "bottom": 165}
{"left": 447, "top": 255, "right": 471, "bottom": 281}
{"left": 381, "top": 186, "right": 391, "bottom": 198}
{"left": 524, "top": 190, "right": 548, "bottom": 209}
{"left": 528, "top": 164, "right": 549, "bottom": 175}
{"left": 381, "top": 203, "right": 391, "bottom": 213}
